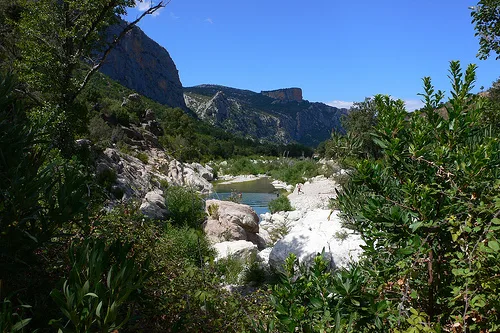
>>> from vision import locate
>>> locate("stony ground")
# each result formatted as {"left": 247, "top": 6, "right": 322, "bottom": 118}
{"left": 287, "top": 175, "right": 338, "bottom": 211}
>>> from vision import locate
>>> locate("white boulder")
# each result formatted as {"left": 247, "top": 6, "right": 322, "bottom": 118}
{"left": 213, "top": 240, "right": 258, "bottom": 261}
{"left": 269, "top": 210, "right": 364, "bottom": 272}
{"left": 204, "top": 200, "right": 266, "bottom": 248}
{"left": 140, "top": 189, "right": 168, "bottom": 220}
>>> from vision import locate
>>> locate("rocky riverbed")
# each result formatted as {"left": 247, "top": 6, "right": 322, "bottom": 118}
{"left": 206, "top": 174, "right": 364, "bottom": 273}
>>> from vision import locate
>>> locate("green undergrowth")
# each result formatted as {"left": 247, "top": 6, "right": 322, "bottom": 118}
{"left": 217, "top": 157, "right": 323, "bottom": 185}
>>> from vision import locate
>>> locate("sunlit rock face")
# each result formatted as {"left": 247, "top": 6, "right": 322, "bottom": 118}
{"left": 184, "top": 85, "right": 347, "bottom": 146}
{"left": 261, "top": 88, "right": 303, "bottom": 103}
{"left": 100, "top": 19, "right": 187, "bottom": 110}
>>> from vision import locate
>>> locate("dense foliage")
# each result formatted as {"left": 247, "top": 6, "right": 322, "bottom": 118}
{"left": 316, "top": 97, "right": 380, "bottom": 163}
{"left": 219, "top": 157, "right": 321, "bottom": 185}
{"left": 268, "top": 196, "right": 294, "bottom": 214}
{"left": 471, "top": 0, "right": 500, "bottom": 59}
{"left": 335, "top": 61, "right": 500, "bottom": 331}
{"left": 2, "top": 0, "right": 500, "bottom": 331}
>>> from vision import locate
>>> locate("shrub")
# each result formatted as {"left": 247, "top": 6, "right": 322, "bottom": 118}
{"left": 0, "top": 298, "right": 32, "bottom": 333}
{"left": 268, "top": 196, "right": 293, "bottom": 214}
{"left": 336, "top": 62, "right": 500, "bottom": 330}
{"left": 164, "top": 185, "right": 206, "bottom": 228}
{"left": 87, "top": 114, "right": 112, "bottom": 148}
{"left": 268, "top": 159, "right": 320, "bottom": 185}
{"left": 261, "top": 253, "right": 382, "bottom": 332}
{"left": 207, "top": 203, "right": 220, "bottom": 219}
{"left": 49, "top": 238, "right": 151, "bottom": 333}
{"left": 136, "top": 152, "right": 149, "bottom": 164}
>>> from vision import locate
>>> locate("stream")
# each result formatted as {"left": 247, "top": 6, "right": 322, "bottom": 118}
{"left": 210, "top": 177, "right": 280, "bottom": 217}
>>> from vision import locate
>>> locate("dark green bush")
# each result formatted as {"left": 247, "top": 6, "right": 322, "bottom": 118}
{"left": 268, "top": 195, "right": 293, "bottom": 213}
{"left": 88, "top": 114, "right": 112, "bottom": 148}
{"left": 49, "top": 238, "right": 151, "bottom": 333}
{"left": 164, "top": 185, "right": 206, "bottom": 228}
{"left": 336, "top": 62, "right": 500, "bottom": 330}
{"left": 258, "top": 253, "right": 381, "bottom": 333}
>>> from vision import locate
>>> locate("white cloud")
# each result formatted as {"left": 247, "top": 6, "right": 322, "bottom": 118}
{"left": 204, "top": 18, "right": 213, "bottom": 24}
{"left": 170, "top": 11, "right": 180, "bottom": 20}
{"left": 326, "top": 100, "right": 354, "bottom": 109}
{"left": 136, "top": 1, "right": 151, "bottom": 11}
{"left": 135, "top": 1, "right": 162, "bottom": 16}
{"left": 404, "top": 99, "right": 425, "bottom": 112}
{"left": 326, "top": 98, "right": 424, "bottom": 111}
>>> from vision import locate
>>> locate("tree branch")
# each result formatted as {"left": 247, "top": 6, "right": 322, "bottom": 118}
{"left": 74, "top": 1, "right": 167, "bottom": 101}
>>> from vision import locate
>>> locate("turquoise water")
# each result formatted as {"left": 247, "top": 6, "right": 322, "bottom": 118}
{"left": 210, "top": 177, "right": 280, "bottom": 217}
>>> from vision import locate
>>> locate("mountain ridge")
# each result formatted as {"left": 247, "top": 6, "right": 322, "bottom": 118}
{"left": 184, "top": 85, "right": 347, "bottom": 146}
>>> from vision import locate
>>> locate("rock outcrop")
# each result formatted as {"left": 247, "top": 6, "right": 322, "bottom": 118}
{"left": 213, "top": 240, "right": 259, "bottom": 261}
{"left": 140, "top": 189, "right": 169, "bottom": 220}
{"left": 261, "top": 88, "right": 303, "bottom": 102}
{"left": 100, "top": 19, "right": 186, "bottom": 110}
{"left": 268, "top": 210, "right": 364, "bottom": 271}
{"left": 184, "top": 85, "right": 347, "bottom": 146}
{"left": 96, "top": 147, "right": 213, "bottom": 202}
{"left": 203, "top": 200, "right": 270, "bottom": 249}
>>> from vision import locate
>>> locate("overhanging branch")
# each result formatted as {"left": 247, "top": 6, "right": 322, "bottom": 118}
{"left": 74, "top": 1, "right": 167, "bottom": 101}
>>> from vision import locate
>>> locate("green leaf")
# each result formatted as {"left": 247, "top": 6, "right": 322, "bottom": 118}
{"left": 488, "top": 240, "right": 500, "bottom": 252}
{"left": 84, "top": 292, "right": 98, "bottom": 298}
{"left": 96, "top": 301, "right": 103, "bottom": 319}
{"left": 11, "top": 318, "right": 31, "bottom": 332}
{"left": 309, "top": 298, "right": 323, "bottom": 308}
{"left": 409, "top": 221, "right": 423, "bottom": 232}
{"left": 350, "top": 298, "right": 360, "bottom": 306}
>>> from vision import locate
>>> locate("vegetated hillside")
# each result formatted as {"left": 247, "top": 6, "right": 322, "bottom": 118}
{"left": 83, "top": 72, "right": 313, "bottom": 162}
{"left": 184, "top": 84, "right": 348, "bottom": 147}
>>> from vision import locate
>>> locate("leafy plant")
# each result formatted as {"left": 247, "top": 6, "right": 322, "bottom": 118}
{"left": 268, "top": 196, "right": 293, "bottom": 214}
{"left": 164, "top": 185, "right": 206, "bottom": 228}
{"left": 336, "top": 61, "right": 500, "bottom": 330}
{"left": 207, "top": 203, "right": 220, "bottom": 219}
{"left": 265, "top": 253, "right": 383, "bottom": 332}
{"left": 0, "top": 298, "right": 32, "bottom": 333}
{"left": 50, "top": 238, "right": 151, "bottom": 333}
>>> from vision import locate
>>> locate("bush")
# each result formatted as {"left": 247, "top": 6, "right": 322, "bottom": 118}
{"left": 88, "top": 114, "right": 112, "bottom": 148}
{"left": 336, "top": 62, "right": 500, "bottom": 330}
{"left": 260, "top": 253, "right": 381, "bottom": 332}
{"left": 136, "top": 152, "right": 149, "bottom": 164}
{"left": 49, "top": 239, "right": 151, "bottom": 333}
{"left": 164, "top": 185, "right": 206, "bottom": 228}
{"left": 268, "top": 195, "right": 293, "bottom": 214}
{"left": 268, "top": 159, "right": 320, "bottom": 185}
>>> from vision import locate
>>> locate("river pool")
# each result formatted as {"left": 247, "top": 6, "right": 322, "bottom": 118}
{"left": 210, "top": 177, "right": 280, "bottom": 217}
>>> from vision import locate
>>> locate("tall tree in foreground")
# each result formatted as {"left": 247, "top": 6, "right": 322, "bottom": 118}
{"left": 13, "top": 0, "right": 165, "bottom": 153}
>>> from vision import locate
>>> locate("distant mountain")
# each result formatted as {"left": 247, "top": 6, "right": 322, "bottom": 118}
{"left": 184, "top": 85, "right": 347, "bottom": 146}
{"left": 100, "top": 19, "right": 187, "bottom": 110}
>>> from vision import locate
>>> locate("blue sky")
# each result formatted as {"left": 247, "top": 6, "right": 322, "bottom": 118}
{"left": 127, "top": 0, "right": 499, "bottom": 110}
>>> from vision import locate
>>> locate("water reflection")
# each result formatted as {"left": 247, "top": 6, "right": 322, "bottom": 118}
{"left": 209, "top": 177, "right": 280, "bottom": 217}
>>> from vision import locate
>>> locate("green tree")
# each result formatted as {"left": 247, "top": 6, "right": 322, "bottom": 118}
{"left": 13, "top": 0, "right": 164, "bottom": 153}
{"left": 341, "top": 97, "right": 379, "bottom": 158}
{"left": 337, "top": 61, "right": 500, "bottom": 330}
{"left": 471, "top": 0, "right": 500, "bottom": 59}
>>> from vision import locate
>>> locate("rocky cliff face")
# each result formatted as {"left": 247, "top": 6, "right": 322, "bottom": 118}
{"left": 261, "top": 88, "right": 303, "bottom": 102}
{"left": 184, "top": 85, "right": 347, "bottom": 146}
{"left": 100, "top": 20, "right": 186, "bottom": 110}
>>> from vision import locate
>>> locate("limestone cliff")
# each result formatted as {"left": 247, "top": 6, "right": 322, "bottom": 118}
{"left": 184, "top": 85, "right": 347, "bottom": 146}
{"left": 100, "top": 19, "right": 186, "bottom": 110}
{"left": 261, "top": 88, "right": 303, "bottom": 103}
